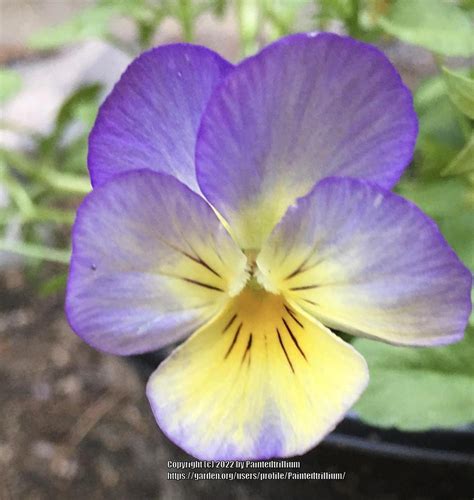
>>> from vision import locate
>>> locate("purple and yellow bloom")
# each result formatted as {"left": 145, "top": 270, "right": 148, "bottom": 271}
{"left": 66, "top": 33, "right": 472, "bottom": 460}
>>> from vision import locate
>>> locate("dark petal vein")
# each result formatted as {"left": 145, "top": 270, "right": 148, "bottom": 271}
{"left": 282, "top": 318, "right": 307, "bottom": 361}
{"left": 222, "top": 313, "right": 237, "bottom": 333}
{"left": 241, "top": 333, "right": 253, "bottom": 366}
{"left": 289, "top": 284, "right": 319, "bottom": 291}
{"left": 284, "top": 305, "right": 304, "bottom": 328}
{"left": 181, "top": 277, "right": 224, "bottom": 292}
{"left": 224, "top": 322, "right": 242, "bottom": 359}
{"left": 182, "top": 250, "right": 222, "bottom": 278}
{"left": 276, "top": 328, "right": 295, "bottom": 373}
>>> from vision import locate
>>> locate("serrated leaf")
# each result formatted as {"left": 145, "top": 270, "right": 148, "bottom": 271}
{"left": 442, "top": 134, "right": 474, "bottom": 177}
{"left": 442, "top": 67, "right": 474, "bottom": 120}
{"left": 379, "top": 0, "right": 474, "bottom": 57}
{"left": 354, "top": 329, "right": 474, "bottom": 431}
{"left": 0, "top": 68, "right": 22, "bottom": 103}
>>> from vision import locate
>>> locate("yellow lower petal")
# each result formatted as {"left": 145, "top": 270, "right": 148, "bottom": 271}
{"left": 147, "top": 286, "right": 369, "bottom": 459}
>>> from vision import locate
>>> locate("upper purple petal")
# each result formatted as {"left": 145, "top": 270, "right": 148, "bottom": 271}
{"left": 88, "top": 44, "right": 232, "bottom": 191}
{"left": 196, "top": 32, "right": 418, "bottom": 248}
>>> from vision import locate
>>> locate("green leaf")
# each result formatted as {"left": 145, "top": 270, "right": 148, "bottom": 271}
{"left": 442, "top": 133, "right": 474, "bottom": 177}
{"left": 418, "top": 97, "right": 464, "bottom": 148}
{"left": 40, "top": 83, "right": 102, "bottom": 161}
{"left": 471, "top": 290, "right": 474, "bottom": 327}
{"left": 39, "top": 272, "right": 68, "bottom": 296}
{"left": 54, "top": 83, "right": 102, "bottom": 133}
{"left": 210, "top": 0, "right": 228, "bottom": 17}
{"left": 439, "top": 210, "right": 474, "bottom": 270}
{"left": 58, "top": 135, "right": 89, "bottom": 174}
{"left": 0, "top": 240, "right": 71, "bottom": 264}
{"left": 442, "top": 67, "right": 474, "bottom": 120}
{"left": 354, "top": 329, "right": 474, "bottom": 430}
{"left": 40, "top": 170, "right": 91, "bottom": 195}
{"left": 318, "top": 0, "right": 353, "bottom": 21}
{"left": 0, "top": 68, "right": 22, "bottom": 103}
{"left": 396, "top": 177, "right": 474, "bottom": 270}
{"left": 102, "top": 0, "right": 156, "bottom": 23}
{"left": 414, "top": 74, "right": 447, "bottom": 113}
{"left": 413, "top": 76, "right": 466, "bottom": 176}
{"left": 29, "top": 5, "right": 117, "bottom": 50}
{"left": 379, "top": 0, "right": 474, "bottom": 57}
{"left": 396, "top": 177, "right": 468, "bottom": 218}
{"left": 264, "top": 0, "right": 311, "bottom": 37}
{"left": 0, "top": 148, "right": 35, "bottom": 176}
{"left": 236, "top": 0, "right": 261, "bottom": 56}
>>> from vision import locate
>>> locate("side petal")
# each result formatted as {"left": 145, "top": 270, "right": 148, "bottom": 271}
{"left": 257, "top": 177, "right": 472, "bottom": 346}
{"left": 88, "top": 44, "right": 232, "bottom": 191}
{"left": 196, "top": 32, "right": 417, "bottom": 248}
{"left": 147, "top": 288, "right": 368, "bottom": 460}
{"left": 66, "top": 171, "right": 247, "bottom": 355}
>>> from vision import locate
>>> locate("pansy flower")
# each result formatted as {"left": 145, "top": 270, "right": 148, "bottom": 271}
{"left": 66, "top": 33, "right": 472, "bottom": 460}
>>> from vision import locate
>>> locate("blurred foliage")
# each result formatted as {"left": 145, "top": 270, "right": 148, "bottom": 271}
{"left": 442, "top": 133, "right": 474, "bottom": 177}
{"left": 379, "top": 0, "right": 474, "bottom": 56}
{"left": 29, "top": 5, "right": 119, "bottom": 50}
{"left": 28, "top": 0, "right": 232, "bottom": 51}
{"left": 0, "top": 68, "right": 22, "bottom": 103}
{"left": 0, "top": 83, "right": 101, "bottom": 264}
{"left": 442, "top": 67, "right": 474, "bottom": 120}
{"left": 1, "top": 0, "right": 473, "bottom": 431}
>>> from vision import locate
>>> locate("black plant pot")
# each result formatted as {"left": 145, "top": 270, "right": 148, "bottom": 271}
{"left": 131, "top": 350, "right": 474, "bottom": 468}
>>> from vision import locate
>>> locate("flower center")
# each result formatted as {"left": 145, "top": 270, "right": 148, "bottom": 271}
{"left": 244, "top": 248, "right": 259, "bottom": 272}
{"left": 217, "top": 283, "right": 309, "bottom": 375}
{"left": 243, "top": 248, "right": 266, "bottom": 292}
{"left": 242, "top": 248, "right": 278, "bottom": 295}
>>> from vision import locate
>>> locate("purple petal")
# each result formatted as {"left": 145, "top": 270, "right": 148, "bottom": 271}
{"left": 257, "top": 177, "right": 472, "bottom": 346}
{"left": 66, "top": 170, "right": 247, "bottom": 355}
{"left": 196, "top": 33, "right": 418, "bottom": 248}
{"left": 88, "top": 44, "right": 232, "bottom": 191}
